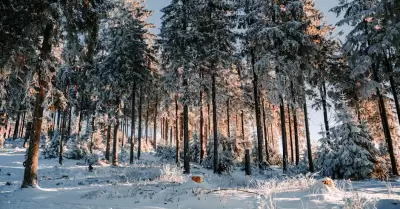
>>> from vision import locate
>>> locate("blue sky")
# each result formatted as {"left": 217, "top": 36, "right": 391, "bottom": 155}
{"left": 144, "top": 0, "right": 352, "bottom": 142}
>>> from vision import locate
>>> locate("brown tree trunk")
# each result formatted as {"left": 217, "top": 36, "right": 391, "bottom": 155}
{"left": 212, "top": 73, "right": 219, "bottom": 173}
{"left": 251, "top": 53, "right": 264, "bottom": 168}
{"left": 145, "top": 99, "right": 149, "bottom": 144}
{"left": 90, "top": 115, "right": 95, "bottom": 153}
{"left": 287, "top": 104, "right": 294, "bottom": 164}
{"left": 20, "top": 112, "right": 26, "bottom": 138}
{"left": 208, "top": 102, "right": 211, "bottom": 137}
{"left": 226, "top": 99, "right": 230, "bottom": 139}
{"left": 280, "top": 96, "right": 288, "bottom": 172}
{"left": 165, "top": 115, "right": 169, "bottom": 145}
{"left": 320, "top": 80, "right": 330, "bottom": 139}
{"left": 59, "top": 110, "right": 66, "bottom": 165}
{"left": 105, "top": 124, "right": 112, "bottom": 162}
{"left": 262, "top": 99, "right": 269, "bottom": 162}
{"left": 183, "top": 79, "right": 190, "bottom": 174}
{"left": 153, "top": 97, "right": 158, "bottom": 150}
{"left": 67, "top": 107, "right": 72, "bottom": 138}
{"left": 77, "top": 96, "right": 83, "bottom": 141}
{"left": 200, "top": 91, "right": 205, "bottom": 164}
{"left": 303, "top": 98, "right": 314, "bottom": 172}
{"left": 21, "top": 23, "right": 53, "bottom": 188}
{"left": 13, "top": 111, "right": 21, "bottom": 139}
{"left": 112, "top": 96, "right": 121, "bottom": 166}
{"left": 175, "top": 97, "right": 180, "bottom": 165}
{"left": 130, "top": 84, "right": 136, "bottom": 164}
{"left": 137, "top": 86, "right": 143, "bottom": 160}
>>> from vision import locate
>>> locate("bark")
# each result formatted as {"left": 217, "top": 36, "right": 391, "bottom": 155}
{"left": 292, "top": 105, "right": 299, "bottom": 165}
{"left": 303, "top": 98, "right": 314, "bottom": 172}
{"left": 20, "top": 112, "right": 26, "bottom": 138}
{"left": 137, "top": 86, "right": 143, "bottom": 160}
{"left": 161, "top": 117, "right": 164, "bottom": 143}
{"left": 241, "top": 111, "right": 245, "bottom": 142}
{"left": 183, "top": 79, "right": 190, "bottom": 174}
{"left": 262, "top": 99, "right": 269, "bottom": 162}
{"left": 77, "top": 95, "right": 83, "bottom": 141}
{"left": 146, "top": 99, "right": 149, "bottom": 144}
{"left": 389, "top": 75, "right": 400, "bottom": 130}
{"left": 59, "top": 111, "right": 67, "bottom": 165}
{"left": 165, "top": 115, "right": 169, "bottom": 145}
{"left": 105, "top": 124, "right": 112, "bottom": 162}
{"left": 251, "top": 53, "right": 264, "bottom": 168}
{"left": 226, "top": 99, "right": 230, "bottom": 139}
{"left": 212, "top": 73, "right": 219, "bottom": 173}
{"left": 13, "top": 111, "right": 21, "bottom": 139}
{"left": 200, "top": 91, "right": 205, "bottom": 164}
{"left": 21, "top": 23, "right": 53, "bottom": 188}
{"left": 57, "top": 110, "right": 61, "bottom": 130}
{"left": 280, "top": 96, "right": 288, "bottom": 172}
{"left": 112, "top": 96, "right": 121, "bottom": 166}
{"left": 153, "top": 97, "right": 158, "bottom": 150}
{"left": 320, "top": 80, "right": 330, "bottom": 139}
{"left": 245, "top": 149, "right": 251, "bottom": 175}
{"left": 67, "top": 107, "right": 72, "bottom": 138}
{"left": 121, "top": 115, "right": 125, "bottom": 148}
{"left": 208, "top": 102, "right": 211, "bottom": 137}
{"left": 372, "top": 62, "right": 398, "bottom": 175}
{"left": 130, "top": 84, "right": 136, "bottom": 164}
{"left": 90, "top": 115, "right": 95, "bottom": 154}
{"left": 287, "top": 104, "right": 294, "bottom": 164}
{"left": 175, "top": 97, "right": 180, "bottom": 165}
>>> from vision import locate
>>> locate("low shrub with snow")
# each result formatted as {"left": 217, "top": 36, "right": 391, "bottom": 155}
{"left": 159, "top": 164, "right": 184, "bottom": 183}
{"left": 189, "top": 133, "right": 201, "bottom": 163}
{"left": 43, "top": 131, "right": 61, "bottom": 159}
{"left": 203, "top": 135, "right": 235, "bottom": 174}
{"left": 155, "top": 145, "right": 176, "bottom": 162}
{"left": 65, "top": 139, "right": 90, "bottom": 160}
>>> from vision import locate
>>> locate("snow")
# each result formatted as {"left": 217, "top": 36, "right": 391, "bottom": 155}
{"left": 1, "top": 140, "right": 400, "bottom": 209}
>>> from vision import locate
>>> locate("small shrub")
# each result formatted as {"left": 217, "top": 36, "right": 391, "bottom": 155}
{"left": 65, "top": 139, "right": 90, "bottom": 160}
{"left": 155, "top": 146, "right": 176, "bottom": 162}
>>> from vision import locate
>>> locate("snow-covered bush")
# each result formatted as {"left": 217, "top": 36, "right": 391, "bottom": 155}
{"left": 43, "top": 131, "right": 60, "bottom": 159}
{"left": 65, "top": 139, "right": 90, "bottom": 160}
{"left": 159, "top": 164, "right": 184, "bottom": 183}
{"left": 155, "top": 145, "right": 176, "bottom": 162}
{"left": 189, "top": 133, "right": 201, "bottom": 163}
{"left": 316, "top": 99, "right": 378, "bottom": 180}
{"left": 203, "top": 134, "right": 234, "bottom": 174}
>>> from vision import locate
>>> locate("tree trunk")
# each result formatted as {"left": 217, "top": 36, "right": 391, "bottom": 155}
{"left": 200, "top": 91, "right": 205, "bottom": 164}
{"left": 121, "top": 115, "right": 125, "bottom": 148}
{"left": 67, "top": 107, "right": 72, "bottom": 139}
{"left": 138, "top": 86, "right": 143, "bottom": 160}
{"left": 20, "top": 112, "right": 26, "bottom": 138}
{"left": 105, "top": 124, "right": 111, "bottom": 162}
{"left": 165, "top": 115, "right": 169, "bottom": 145}
{"left": 145, "top": 99, "right": 149, "bottom": 144}
{"left": 280, "top": 96, "right": 288, "bottom": 172}
{"left": 59, "top": 110, "right": 67, "bottom": 165}
{"left": 13, "top": 111, "right": 21, "bottom": 139}
{"left": 287, "top": 104, "right": 294, "bottom": 164}
{"left": 112, "top": 96, "right": 121, "bottom": 166}
{"left": 389, "top": 75, "right": 400, "bottom": 129}
{"left": 303, "top": 98, "right": 314, "bottom": 172}
{"left": 262, "top": 99, "right": 269, "bottom": 162}
{"left": 212, "top": 73, "right": 219, "bottom": 173}
{"left": 57, "top": 110, "right": 61, "bottom": 130}
{"left": 161, "top": 117, "right": 164, "bottom": 143}
{"left": 90, "top": 115, "right": 95, "bottom": 154}
{"left": 372, "top": 62, "right": 398, "bottom": 175}
{"left": 130, "top": 84, "right": 136, "bottom": 164}
{"left": 208, "top": 102, "right": 211, "bottom": 137}
{"left": 175, "top": 97, "right": 180, "bottom": 165}
{"left": 21, "top": 23, "right": 53, "bottom": 188}
{"left": 320, "top": 80, "right": 330, "bottom": 139}
{"left": 77, "top": 96, "right": 84, "bottom": 141}
{"left": 183, "top": 79, "right": 190, "bottom": 174}
{"left": 153, "top": 98, "right": 158, "bottom": 150}
{"left": 245, "top": 149, "right": 251, "bottom": 175}
{"left": 251, "top": 54, "right": 264, "bottom": 168}
{"left": 241, "top": 110, "right": 245, "bottom": 142}
{"left": 169, "top": 127, "right": 173, "bottom": 146}
{"left": 226, "top": 99, "right": 230, "bottom": 139}
{"left": 292, "top": 105, "right": 299, "bottom": 165}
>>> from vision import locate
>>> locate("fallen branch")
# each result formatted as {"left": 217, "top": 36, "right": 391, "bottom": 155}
{"left": 204, "top": 188, "right": 263, "bottom": 196}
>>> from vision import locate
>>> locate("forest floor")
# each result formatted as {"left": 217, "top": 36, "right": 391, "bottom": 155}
{"left": 1, "top": 139, "right": 400, "bottom": 209}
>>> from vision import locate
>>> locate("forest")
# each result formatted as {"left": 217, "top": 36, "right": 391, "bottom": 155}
{"left": 0, "top": 0, "right": 400, "bottom": 201}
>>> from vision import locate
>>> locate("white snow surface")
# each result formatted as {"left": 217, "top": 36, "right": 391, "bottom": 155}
{"left": 1, "top": 140, "right": 400, "bottom": 209}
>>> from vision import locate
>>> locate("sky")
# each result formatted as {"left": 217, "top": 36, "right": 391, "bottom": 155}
{"left": 144, "top": 0, "right": 352, "bottom": 142}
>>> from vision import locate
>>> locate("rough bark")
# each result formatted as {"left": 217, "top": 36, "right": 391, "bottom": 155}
{"left": 262, "top": 99, "right": 269, "bottom": 162}
{"left": 292, "top": 105, "right": 299, "bottom": 165}
{"left": 226, "top": 99, "right": 230, "bottom": 139}
{"left": 21, "top": 23, "right": 53, "bottom": 188}
{"left": 183, "top": 80, "right": 190, "bottom": 174}
{"left": 112, "top": 97, "right": 120, "bottom": 166}
{"left": 200, "top": 91, "right": 204, "bottom": 164}
{"left": 13, "top": 111, "right": 21, "bottom": 139}
{"left": 303, "top": 98, "right": 314, "bottom": 172}
{"left": 280, "top": 96, "right": 288, "bottom": 172}
{"left": 20, "top": 112, "right": 26, "bottom": 138}
{"left": 145, "top": 99, "right": 149, "bottom": 144}
{"left": 130, "top": 84, "right": 136, "bottom": 164}
{"left": 137, "top": 86, "right": 143, "bottom": 160}
{"left": 251, "top": 54, "right": 264, "bottom": 168}
{"left": 175, "top": 97, "right": 180, "bottom": 165}
{"left": 153, "top": 97, "right": 158, "bottom": 150}
{"left": 320, "top": 80, "right": 330, "bottom": 139}
{"left": 287, "top": 104, "right": 294, "bottom": 164}
{"left": 105, "top": 124, "right": 111, "bottom": 162}
{"left": 59, "top": 110, "right": 66, "bottom": 165}
{"left": 212, "top": 73, "right": 219, "bottom": 173}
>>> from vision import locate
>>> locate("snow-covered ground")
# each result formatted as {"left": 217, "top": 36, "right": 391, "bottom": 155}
{"left": 1, "top": 140, "right": 399, "bottom": 209}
